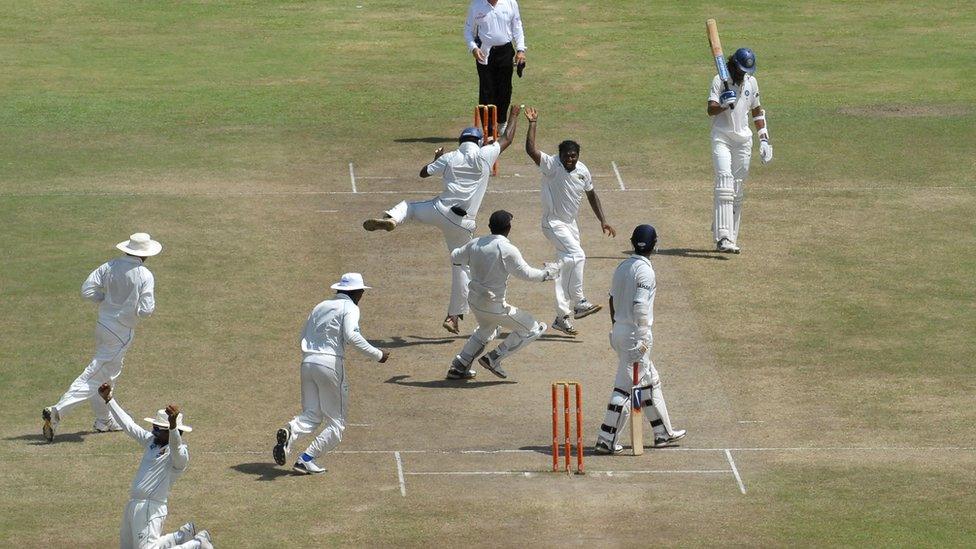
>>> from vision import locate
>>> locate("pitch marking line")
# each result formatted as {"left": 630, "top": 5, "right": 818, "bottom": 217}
{"left": 348, "top": 162, "right": 357, "bottom": 193}
{"left": 405, "top": 470, "right": 729, "bottom": 477}
{"left": 394, "top": 451, "right": 406, "bottom": 497}
{"left": 611, "top": 161, "right": 625, "bottom": 191}
{"left": 725, "top": 449, "right": 747, "bottom": 494}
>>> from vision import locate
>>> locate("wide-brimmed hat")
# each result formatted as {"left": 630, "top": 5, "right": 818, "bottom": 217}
{"left": 116, "top": 233, "right": 163, "bottom": 257}
{"left": 144, "top": 409, "right": 192, "bottom": 432}
{"left": 331, "top": 272, "right": 371, "bottom": 291}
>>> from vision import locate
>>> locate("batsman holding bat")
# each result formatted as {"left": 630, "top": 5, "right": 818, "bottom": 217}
{"left": 706, "top": 19, "right": 773, "bottom": 254}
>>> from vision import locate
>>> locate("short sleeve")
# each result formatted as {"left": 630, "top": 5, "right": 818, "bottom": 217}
{"left": 750, "top": 78, "right": 761, "bottom": 109}
{"left": 634, "top": 266, "right": 655, "bottom": 303}
{"left": 426, "top": 152, "right": 451, "bottom": 175}
{"left": 580, "top": 165, "right": 593, "bottom": 192}
{"left": 480, "top": 142, "right": 501, "bottom": 166}
{"left": 539, "top": 152, "right": 558, "bottom": 176}
{"left": 708, "top": 75, "right": 722, "bottom": 103}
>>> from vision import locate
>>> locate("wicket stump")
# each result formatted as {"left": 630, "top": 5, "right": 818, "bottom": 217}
{"left": 551, "top": 381, "right": 584, "bottom": 474}
{"left": 474, "top": 104, "right": 499, "bottom": 176}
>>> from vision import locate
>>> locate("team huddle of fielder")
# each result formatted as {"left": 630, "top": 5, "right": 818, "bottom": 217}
{"left": 35, "top": 6, "right": 773, "bottom": 546}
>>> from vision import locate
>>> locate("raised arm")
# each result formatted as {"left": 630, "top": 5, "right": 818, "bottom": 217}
{"left": 496, "top": 104, "right": 521, "bottom": 153}
{"left": 165, "top": 404, "right": 189, "bottom": 472}
{"left": 523, "top": 107, "right": 542, "bottom": 166}
{"left": 342, "top": 304, "right": 386, "bottom": 362}
{"left": 420, "top": 147, "right": 447, "bottom": 178}
{"left": 585, "top": 189, "right": 616, "bottom": 237}
{"left": 81, "top": 265, "right": 106, "bottom": 303}
{"left": 101, "top": 384, "right": 153, "bottom": 446}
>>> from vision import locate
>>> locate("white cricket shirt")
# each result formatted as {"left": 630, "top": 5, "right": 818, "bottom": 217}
{"left": 108, "top": 399, "right": 188, "bottom": 503}
{"left": 610, "top": 255, "right": 656, "bottom": 331}
{"left": 538, "top": 152, "right": 593, "bottom": 225}
{"left": 451, "top": 234, "right": 546, "bottom": 303}
{"left": 81, "top": 256, "right": 155, "bottom": 330}
{"left": 708, "top": 74, "right": 761, "bottom": 140}
{"left": 426, "top": 141, "right": 500, "bottom": 219}
{"left": 464, "top": 0, "right": 526, "bottom": 63}
{"left": 301, "top": 293, "right": 384, "bottom": 363}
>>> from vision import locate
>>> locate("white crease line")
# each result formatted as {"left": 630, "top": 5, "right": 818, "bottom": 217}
{"left": 405, "top": 470, "right": 729, "bottom": 476}
{"left": 611, "top": 161, "right": 625, "bottom": 191}
{"left": 725, "top": 449, "right": 747, "bottom": 494}
{"left": 348, "top": 162, "right": 357, "bottom": 193}
{"left": 394, "top": 451, "right": 406, "bottom": 497}
{"left": 357, "top": 174, "right": 611, "bottom": 181}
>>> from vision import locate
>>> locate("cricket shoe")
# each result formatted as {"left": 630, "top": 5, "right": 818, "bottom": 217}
{"left": 594, "top": 439, "right": 624, "bottom": 455}
{"left": 442, "top": 315, "right": 460, "bottom": 335}
{"left": 362, "top": 218, "right": 397, "bottom": 232}
{"left": 653, "top": 429, "right": 687, "bottom": 448}
{"left": 551, "top": 315, "right": 578, "bottom": 336}
{"left": 177, "top": 522, "right": 197, "bottom": 543}
{"left": 478, "top": 351, "right": 508, "bottom": 379}
{"left": 93, "top": 418, "right": 122, "bottom": 433}
{"left": 445, "top": 367, "right": 477, "bottom": 380}
{"left": 273, "top": 426, "right": 292, "bottom": 466}
{"left": 293, "top": 456, "right": 326, "bottom": 475}
{"left": 716, "top": 238, "right": 739, "bottom": 254}
{"left": 573, "top": 299, "right": 602, "bottom": 320}
{"left": 42, "top": 407, "right": 59, "bottom": 443}
{"left": 194, "top": 530, "right": 214, "bottom": 549}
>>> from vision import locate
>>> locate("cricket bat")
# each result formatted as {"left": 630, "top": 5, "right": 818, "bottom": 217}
{"left": 630, "top": 362, "right": 644, "bottom": 455}
{"left": 706, "top": 18, "right": 731, "bottom": 92}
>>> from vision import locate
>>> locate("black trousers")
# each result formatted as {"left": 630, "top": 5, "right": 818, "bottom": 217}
{"left": 476, "top": 42, "right": 515, "bottom": 125}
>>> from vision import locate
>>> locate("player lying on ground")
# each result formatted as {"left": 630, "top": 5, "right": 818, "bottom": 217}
{"left": 707, "top": 47, "right": 772, "bottom": 254}
{"left": 362, "top": 105, "right": 521, "bottom": 336}
{"left": 98, "top": 384, "right": 213, "bottom": 548}
{"left": 43, "top": 233, "right": 161, "bottom": 442}
{"left": 272, "top": 273, "right": 391, "bottom": 475}
{"left": 446, "top": 210, "right": 557, "bottom": 380}
{"left": 595, "top": 225, "right": 686, "bottom": 454}
{"left": 523, "top": 106, "right": 616, "bottom": 336}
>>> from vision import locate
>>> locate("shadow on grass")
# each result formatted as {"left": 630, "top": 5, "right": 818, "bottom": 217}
{"left": 231, "top": 462, "right": 297, "bottom": 481}
{"left": 653, "top": 248, "right": 731, "bottom": 261}
{"left": 393, "top": 136, "right": 455, "bottom": 144}
{"left": 6, "top": 431, "right": 92, "bottom": 445}
{"left": 368, "top": 335, "right": 464, "bottom": 349}
{"left": 384, "top": 374, "right": 516, "bottom": 388}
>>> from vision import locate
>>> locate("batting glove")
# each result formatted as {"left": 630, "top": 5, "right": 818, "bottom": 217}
{"left": 759, "top": 139, "right": 773, "bottom": 165}
{"left": 719, "top": 89, "right": 737, "bottom": 108}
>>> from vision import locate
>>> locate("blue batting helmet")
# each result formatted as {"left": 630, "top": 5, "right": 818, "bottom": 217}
{"left": 631, "top": 224, "right": 658, "bottom": 254}
{"left": 459, "top": 126, "right": 484, "bottom": 144}
{"left": 731, "top": 48, "right": 757, "bottom": 74}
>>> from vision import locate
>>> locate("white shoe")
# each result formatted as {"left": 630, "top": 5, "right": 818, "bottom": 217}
{"left": 716, "top": 238, "right": 739, "bottom": 254}
{"left": 551, "top": 315, "right": 578, "bottom": 336}
{"left": 573, "top": 300, "right": 602, "bottom": 320}
{"left": 93, "top": 418, "right": 122, "bottom": 432}
{"left": 594, "top": 439, "right": 624, "bottom": 455}
{"left": 42, "top": 407, "right": 59, "bottom": 443}
{"left": 653, "top": 429, "right": 687, "bottom": 447}
{"left": 194, "top": 529, "right": 214, "bottom": 549}
{"left": 177, "top": 522, "right": 196, "bottom": 542}
{"left": 363, "top": 218, "right": 396, "bottom": 232}
{"left": 273, "top": 427, "right": 291, "bottom": 466}
{"left": 293, "top": 457, "right": 326, "bottom": 474}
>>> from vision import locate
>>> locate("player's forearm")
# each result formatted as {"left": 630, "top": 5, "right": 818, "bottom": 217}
{"left": 168, "top": 428, "right": 189, "bottom": 470}
{"left": 525, "top": 122, "right": 541, "bottom": 163}
{"left": 108, "top": 398, "right": 150, "bottom": 442}
{"left": 707, "top": 101, "right": 725, "bottom": 116}
{"left": 753, "top": 108, "right": 769, "bottom": 139}
{"left": 586, "top": 191, "right": 608, "bottom": 225}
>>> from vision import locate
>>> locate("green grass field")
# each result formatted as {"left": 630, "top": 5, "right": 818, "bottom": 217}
{"left": 2, "top": 1, "right": 975, "bottom": 546}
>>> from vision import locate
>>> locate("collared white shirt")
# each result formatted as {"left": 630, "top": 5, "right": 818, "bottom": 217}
{"left": 426, "top": 141, "right": 501, "bottom": 218}
{"left": 452, "top": 234, "right": 546, "bottom": 302}
{"left": 81, "top": 256, "right": 155, "bottom": 330}
{"left": 539, "top": 152, "right": 593, "bottom": 225}
{"left": 108, "top": 399, "right": 188, "bottom": 502}
{"left": 301, "top": 293, "right": 383, "bottom": 363}
{"left": 464, "top": 0, "right": 526, "bottom": 63}
{"left": 708, "top": 74, "right": 761, "bottom": 140}
{"left": 610, "top": 254, "right": 656, "bottom": 329}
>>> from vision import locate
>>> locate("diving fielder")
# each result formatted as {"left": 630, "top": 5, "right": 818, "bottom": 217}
{"left": 446, "top": 210, "right": 556, "bottom": 380}
{"left": 98, "top": 384, "right": 213, "bottom": 548}
{"left": 43, "top": 233, "right": 161, "bottom": 442}
{"left": 272, "top": 273, "right": 390, "bottom": 474}
{"left": 523, "top": 107, "right": 616, "bottom": 336}
{"left": 362, "top": 105, "right": 521, "bottom": 335}
{"left": 595, "top": 225, "right": 686, "bottom": 454}
{"left": 708, "top": 47, "right": 772, "bottom": 253}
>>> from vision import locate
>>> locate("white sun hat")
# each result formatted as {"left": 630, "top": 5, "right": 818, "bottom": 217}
{"left": 330, "top": 272, "right": 371, "bottom": 291}
{"left": 116, "top": 233, "right": 163, "bottom": 257}
{"left": 144, "top": 409, "right": 193, "bottom": 432}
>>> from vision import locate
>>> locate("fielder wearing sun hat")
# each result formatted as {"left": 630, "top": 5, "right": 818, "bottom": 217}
{"left": 116, "top": 232, "right": 163, "bottom": 257}
{"left": 145, "top": 409, "right": 193, "bottom": 432}
{"left": 330, "top": 272, "right": 371, "bottom": 291}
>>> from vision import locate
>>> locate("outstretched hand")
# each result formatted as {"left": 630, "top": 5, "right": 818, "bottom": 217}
{"left": 433, "top": 147, "right": 445, "bottom": 160}
{"left": 165, "top": 404, "right": 180, "bottom": 429}
{"left": 524, "top": 107, "right": 538, "bottom": 123}
{"left": 98, "top": 383, "right": 113, "bottom": 403}
{"left": 602, "top": 223, "right": 617, "bottom": 238}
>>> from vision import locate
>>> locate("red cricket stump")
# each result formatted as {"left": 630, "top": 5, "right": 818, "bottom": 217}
{"left": 474, "top": 104, "right": 499, "bottom": 176}
{"left": 551, "top": 381, "right": 584, "bottom": 474}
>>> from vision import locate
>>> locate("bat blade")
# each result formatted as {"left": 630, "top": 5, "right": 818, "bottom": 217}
{"left": 630, "top": 362, "right": 644, "bottom": 456}
{"left": 706, "top": 19, "right": 731, "bottom": 88}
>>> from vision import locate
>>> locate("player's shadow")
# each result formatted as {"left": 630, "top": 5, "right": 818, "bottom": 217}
{"left": 385, "top": 374, "right": 516, "bottom": 388}
{"left": 653, "top": 248, "right": 731, "bottom": 261}
{"left": 368, "top": 335, "right": 464, "bottom": 349}
{"left": 7, "top": 431, "right": 92, "bottom": 445}
{"left": 393, "top": 136, "right": 456, "bottom": 144}
{"left": 231, "top": 462, "right": 298, "bottom": 481}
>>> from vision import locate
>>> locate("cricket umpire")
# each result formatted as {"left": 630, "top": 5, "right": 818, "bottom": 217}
{"left": 464, "top": 0, "right": 526, "bottom": 133}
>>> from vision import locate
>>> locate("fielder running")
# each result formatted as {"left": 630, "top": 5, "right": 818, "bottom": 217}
{"left": 595, "top": 225, "right": 686, "bottom": 454}
{"left": 272, "top": 273, "right": 391, "bottom": 474}
{"left": 42, "top": 233, "right": 161, "bottom": 442}
{"left": 362, "top": 105, "right": 521, "bottom": 335}
{"left": 446, "top": 210, "right": 557, "bottom": 380}
{"left": 707, "top": 47, "right": 772, "bottom": 253}
{"left": 98, "top": 384, "right": 213, "bottom": 549}
{"left": 523, "top": 107, "right": 615, "bottom": 336}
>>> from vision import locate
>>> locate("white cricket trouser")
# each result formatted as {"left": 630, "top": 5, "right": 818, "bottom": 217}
{"left": 53, "top": 321, "right": 133, "bottom": 424}
{"left": 711, "top": 133, "right": 752, "bottom": 243}
{"left": 542, "top": 219, "right": 586, "bottom": 318}
{"left": 286, "top": 358, "right": 348, "bottom": 459}
{"left": 455, "top": 295, "right": 546, "bottom": 367}
{"left": 597, "top": 325, "right": 677, "bottom": 446}
{"left": 120, "top": 499, "right": 201, "bottom": 549}
{"left": 386, "top": 198, "right": 475, "bottom": 316}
